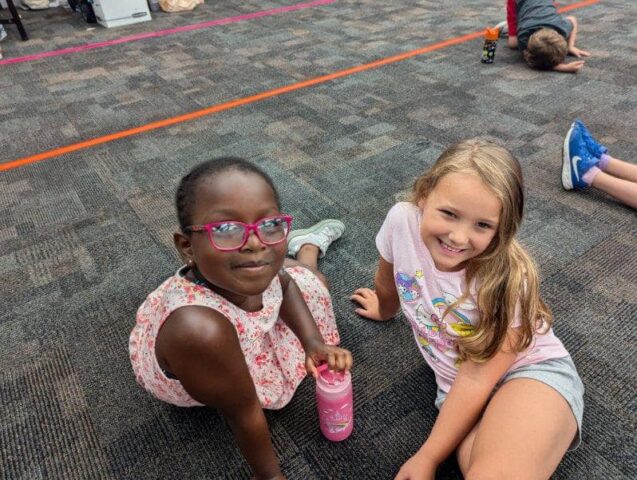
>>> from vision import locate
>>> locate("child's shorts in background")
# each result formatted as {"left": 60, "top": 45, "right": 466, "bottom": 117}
{"left": 435, "top": 355, "right": 584, "bottom": 450}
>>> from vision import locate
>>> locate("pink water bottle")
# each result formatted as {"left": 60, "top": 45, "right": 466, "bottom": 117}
{"left": 315, "top": 363, "right": 353, "bottom": 441}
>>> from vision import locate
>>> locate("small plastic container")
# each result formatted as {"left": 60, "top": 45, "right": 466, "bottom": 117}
{"left": 315, "top": 364, "right": 353, "bottom": 441}
{"left": 481, "top": 27, "right": 500, "bottom": 64}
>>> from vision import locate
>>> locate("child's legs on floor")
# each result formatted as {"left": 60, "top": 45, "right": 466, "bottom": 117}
{"left": 604, "top": 157, "right": 637, "bottom": 182}
{"left": 296, "top": 244, "right": 321, "bottom": 272}
{"left": 590, "top": 170, "right": 637, "bottom": 209}
{"left": 284, "top": 246, "right": 328, "bottom": 288}
{"left": 457, "top": 378, "right": 577, "bottom": 480}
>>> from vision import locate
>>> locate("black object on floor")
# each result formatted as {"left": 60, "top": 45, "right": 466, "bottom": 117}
{"left": 0, "top": 0, "right": 29, "bottom": 40}
{"left": 68, "top": 0, "right": 96, "bottom": 24}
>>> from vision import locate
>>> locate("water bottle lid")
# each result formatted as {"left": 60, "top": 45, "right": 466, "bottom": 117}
{"left": 317, "top": 363, "right": 346, "bottom": 386}
{"left": 484, "top": 27, "right": 500, "bottom": 41}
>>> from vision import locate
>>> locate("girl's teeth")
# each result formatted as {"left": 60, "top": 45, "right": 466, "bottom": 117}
{"left": 442, "top": 242, "right": 462, "bottom": 252}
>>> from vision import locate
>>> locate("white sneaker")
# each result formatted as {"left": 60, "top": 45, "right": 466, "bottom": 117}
{"left": 287, "top": 219, "right": 345, "bottom": 258}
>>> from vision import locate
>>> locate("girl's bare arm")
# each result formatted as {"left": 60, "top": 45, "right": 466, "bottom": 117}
{"left": 277, "top": 270, "right": 353, "bottom": 377}
{"left": 277, "top": 270, "right": 325, "bottom": 350}
{"left": 405, "top": 329, "right": 521, "bottom": 469}
{"left": 158, "top": 307, "right": 283, "bottom": 480}
{"left": 352, "top": 256, "right": 400, "bottom": 321}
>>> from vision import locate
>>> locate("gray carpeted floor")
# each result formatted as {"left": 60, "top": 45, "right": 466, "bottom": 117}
{"left": 1, "top": 1, "right": 635, "bottom": 479}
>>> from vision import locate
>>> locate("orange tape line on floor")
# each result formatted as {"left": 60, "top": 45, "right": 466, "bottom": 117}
{"left": 556, "top": 0, "right": 600, "bottom": 13}
{"left": 0, "top": 0, "right": 600, "bottom": 172}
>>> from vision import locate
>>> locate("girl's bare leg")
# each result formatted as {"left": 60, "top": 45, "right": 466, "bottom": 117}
{"left": 457, "top": 379, "right": 577, "bottom": 480}
{"left": 603, "top": 157, "right": 637, "bottom": 182}
{"left": 591, "top": 170, "right": 637, "bottom": 210}
{"left": 295, "top": 244, "right": 320, "bottom": 271}
{"left": 284, "top": 245, "right": 328, "bottom": 287}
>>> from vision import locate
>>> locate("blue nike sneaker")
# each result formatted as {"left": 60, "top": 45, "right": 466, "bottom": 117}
{"left": 562, "top": 122, "right": 599, "bottom": 190}
{"left": 575, "top": 119, "right": 608, "bottom": 159}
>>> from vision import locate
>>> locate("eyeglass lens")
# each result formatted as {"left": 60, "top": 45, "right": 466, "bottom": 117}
{"left": 211, "top": 217, "right": 289, "bottom": 249}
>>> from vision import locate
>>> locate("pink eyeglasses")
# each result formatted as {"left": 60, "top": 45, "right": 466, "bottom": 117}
{"left": 184, "top": 215, "right": 293, "bottom": 251}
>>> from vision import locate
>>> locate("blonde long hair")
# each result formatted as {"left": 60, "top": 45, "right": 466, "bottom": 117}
{"left": 411, "top": 139, "right": 552, "bottom": 361}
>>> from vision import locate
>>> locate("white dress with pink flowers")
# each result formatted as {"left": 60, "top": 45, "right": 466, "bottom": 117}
{"left": 129, "top": 265, "right": 340, "bottom": 409}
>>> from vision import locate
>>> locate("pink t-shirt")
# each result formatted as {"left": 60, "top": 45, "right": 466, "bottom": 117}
{"left": 376, "top": 202, "right": 569, "bottom": 393}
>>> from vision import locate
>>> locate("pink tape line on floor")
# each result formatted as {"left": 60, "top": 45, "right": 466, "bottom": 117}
{"left": 0, "top": 0, "right": 336, "bottom": 66}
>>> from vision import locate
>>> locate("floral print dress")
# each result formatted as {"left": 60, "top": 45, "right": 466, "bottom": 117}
{"left": 129, "top": 265, "right": 340, "bottom": 409}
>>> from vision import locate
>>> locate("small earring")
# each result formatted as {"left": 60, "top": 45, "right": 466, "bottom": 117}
{"left": 187, "top": 259, "right": 195, "bottom": 267}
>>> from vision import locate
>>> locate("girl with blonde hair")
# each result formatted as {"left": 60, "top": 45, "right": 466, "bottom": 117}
{"left": 352, "top": 139, "right": 583, "bottom": 479}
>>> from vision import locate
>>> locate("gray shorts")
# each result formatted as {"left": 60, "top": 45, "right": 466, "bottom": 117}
{"left": 435, "top": 355, "right": 584, "bottom": 450}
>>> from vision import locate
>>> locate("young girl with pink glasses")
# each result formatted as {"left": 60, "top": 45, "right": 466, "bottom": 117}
{"left": 129, "top": 157, "right": 352, "bottom": 480}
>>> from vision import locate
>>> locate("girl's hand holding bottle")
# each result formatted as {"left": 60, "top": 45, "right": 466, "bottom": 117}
{"left": 304, "top": 339, "right": 353, "bottom": 379}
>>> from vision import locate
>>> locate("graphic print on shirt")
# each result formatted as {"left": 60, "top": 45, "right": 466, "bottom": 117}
{"left": 413, "top": 304, "right": 440, "bottom": 362}
{"left": 431, "top": 292, "right": 476, "bottom": 338}
{"left": 395, "top": 271, "right": 421, "bottom": 303}
{"left": 395, "top": 271, "right": 478, "bottom": 364}
{"left": 395, "top": 271, "right": 437, "bottom": 361}
{"left": 415, "top": 304, "right": 457, "bottom": 359}
{"left": 415, "top": 292, "right": 477, "bottom": 362}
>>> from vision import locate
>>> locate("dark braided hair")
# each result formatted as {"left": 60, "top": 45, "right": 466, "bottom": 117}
{"left": 175, "top": 157, "right": 281, "bottom": 232}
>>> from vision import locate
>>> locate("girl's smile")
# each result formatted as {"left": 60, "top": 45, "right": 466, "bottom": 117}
{"left": 231, "top": 259, "right": 273, "bottom": 276}
{"left": 419, "top": 172, "right": 501, "bottom": 272}
{"left": 437, "top": 238, "right": 467, "bottom": 256}
{"left": 232, "top": 260, "right": 271, "bottom": 269}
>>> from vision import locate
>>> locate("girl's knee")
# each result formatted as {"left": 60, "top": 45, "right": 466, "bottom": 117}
{"left": 465, "top": 467, "right": 497, "bottom": 480}
{"left": 465, "top": 465, "right": 503, "bottom": 480}
{"left": 465, "top": 463, "right": 536, "bottom": 480}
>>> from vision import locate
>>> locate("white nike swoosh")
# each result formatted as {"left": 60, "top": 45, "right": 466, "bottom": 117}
{"left": 572, "top": 155, "right": 582, "bottom": 182}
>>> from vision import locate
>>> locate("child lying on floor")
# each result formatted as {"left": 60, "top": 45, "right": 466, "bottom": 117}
{"left": 504, "top": 0, "right": 591, "bottom": 73}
